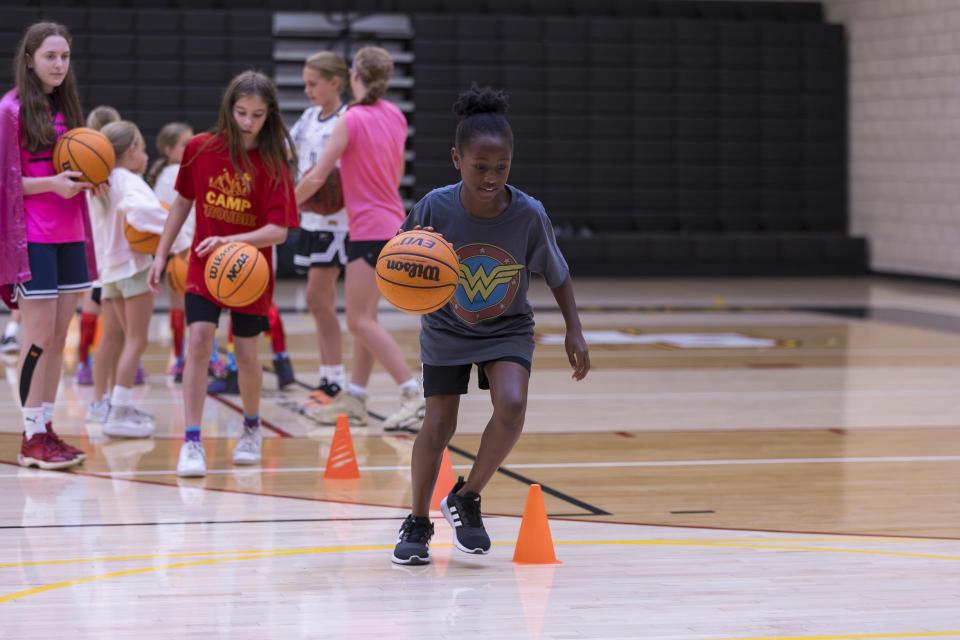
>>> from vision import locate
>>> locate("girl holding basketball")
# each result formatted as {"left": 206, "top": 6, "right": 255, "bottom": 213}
{"left": 147, "top": 71, "right": 298, "bottom": 477}
{"left": 391, "top": 85, "right": 590, "bottom": 565}
{"left": 88, "top": 120, "right": 191, "bottom": 438}
{"left": 291, "top": 51, "right": 350, "bottom": 399}
{"left": 295, "top": 46, "right": 423, "bottom": 430}
{"left": 0, "top": 22, "right": 104, "bottom": 469}
{"left": 148, "top": 121, "right": 195, "bottom": 382}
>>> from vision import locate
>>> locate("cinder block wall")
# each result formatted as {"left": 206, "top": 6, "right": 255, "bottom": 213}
{"left": 822, "top": 0, "right": 960, "bottom": 278}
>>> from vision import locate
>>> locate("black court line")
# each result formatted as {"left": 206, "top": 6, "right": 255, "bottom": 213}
{"left": 0, "top": 516, "right": 402, "bottom": 530}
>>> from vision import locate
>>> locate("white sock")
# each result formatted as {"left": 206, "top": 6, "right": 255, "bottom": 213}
{"left": 327, "top": 364, "right": 346, "bottom": 388}
{"left": 346, "top": 383, "right": 367, "bottom": 398}
{"left": 399, "top": 377, "right": 421, "bottom": 394}
{"left": 42, "top": 402, "right": 54, "bottom": 425}
{"left": 4, "top": 321, "right": 18, "bottom": 339}
{"left": 22, "top": 407, "right": 45, "bottom": 437}
{"left": 111, "top": 385, "right": 133, "bottom": 408}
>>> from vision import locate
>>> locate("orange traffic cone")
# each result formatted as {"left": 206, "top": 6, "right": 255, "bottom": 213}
{"left": 513, "top": 484, "right": 560, "bottom": 564}
{"left": 429, "top": 447, "right": 457, "bottom": 511}
{"left": 323, "top": 414, "right": 360, "bottom": 479}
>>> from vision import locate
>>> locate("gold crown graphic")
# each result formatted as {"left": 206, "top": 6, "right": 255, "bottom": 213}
{"left": 208, "top": 169, "right": 252, "bottom": 197}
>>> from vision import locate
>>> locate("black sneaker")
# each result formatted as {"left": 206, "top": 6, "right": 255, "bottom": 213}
{"left": 273, "top": 354, "right": 295, "bottom": 390}
{"left": 207, "top": 370, "right": 239, "bottom": 395}
{"left": 392, "top": 515, "right": 434, "bottom": 565}
{"left": 440, "top": 476, "right": 491, "bottom": 554}
{"left": 316, "top": 378, "right": 342, "bottom": 399}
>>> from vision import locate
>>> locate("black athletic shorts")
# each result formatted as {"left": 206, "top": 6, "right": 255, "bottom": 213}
{"left": 346, "top": 239, "right": 388, "bottom": 268}
{"left": 184, "top": 293, "right": 268, "bottom": 338}
{"left": 294, "top": 229, "right": 348, "bottom": 271}
{"left": 422, "top": 356, "right": 531, "bottom": 397}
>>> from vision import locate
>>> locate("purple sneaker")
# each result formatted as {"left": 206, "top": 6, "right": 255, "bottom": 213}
{"left": 134, "top": 364, "right": 147, "bottom": 386}
{"left": 74, "top": 360, "right": 93, "bottom": 386}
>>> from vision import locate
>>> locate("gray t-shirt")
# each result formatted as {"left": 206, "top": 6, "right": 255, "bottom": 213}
{"left": 402, "top": 182, "right": 569, "bottom": 366}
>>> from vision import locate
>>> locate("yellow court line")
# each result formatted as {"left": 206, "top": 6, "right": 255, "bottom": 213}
{"left": 3, "top": 538, "right": 959, "bottom": 570}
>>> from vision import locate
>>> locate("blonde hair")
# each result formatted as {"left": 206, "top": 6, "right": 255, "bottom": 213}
{"left": 146, "top": 121, "right": 192, "bottom": 187}
{"left": 86, "top": 105, "right": 120, "bottom": 131}
{"left": 101, "top": 120, "right": 142, "bottom": 160}
{"left": 351, "top": 46, "right": 393, "bottom": 106}
{"left": 305, "top": 51, "right": 349, "bottom": 94}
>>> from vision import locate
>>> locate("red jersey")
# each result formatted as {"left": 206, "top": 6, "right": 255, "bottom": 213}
{"left": 175, "top": 133, "right": 298, "bottom": 316}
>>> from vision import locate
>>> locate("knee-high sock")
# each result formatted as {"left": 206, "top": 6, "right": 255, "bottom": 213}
{"left": 170, "top": 309, "right": 185, "bottom": 360}
{"left": 267, "top": 304, "right": 286, "bottom": 355}
{"left": 78, "top": 312, "right": 98, "bottom": 363}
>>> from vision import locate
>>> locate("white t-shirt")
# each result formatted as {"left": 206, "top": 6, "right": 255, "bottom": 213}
{"left": 154, "top": 163, "right": 196, "bottom": 245}
{"left": 290, "top": 103, "right": 348, "bottom": 233}
{"left": 88, "top": 167, "right": 191, "bottom": 284}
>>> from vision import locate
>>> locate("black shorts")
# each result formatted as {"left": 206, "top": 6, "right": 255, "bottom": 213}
{"left": 422, "top": 356, "right": 531, "bottom": 397}
{"left": 184, "top": 293, "right": 268, "bottom": 338}
{"left": 346, "top": 239, "right": 388, "bottom": 268}
{"left": 15, "top": 241, "right": 91, "bottom": 301}
{"left": 294, "top": 230, "right": 348, "bottom": 271}
{"left": 90, "top": 286, "right": 102, "bottom": 305}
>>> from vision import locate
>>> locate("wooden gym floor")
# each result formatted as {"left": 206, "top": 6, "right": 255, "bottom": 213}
{"left": 1, "top": 276, "right": 959, "bottom": 638}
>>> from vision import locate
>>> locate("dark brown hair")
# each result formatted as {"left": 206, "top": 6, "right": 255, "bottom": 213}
{"left": 15, "top": 22, "right": 84, "bottom": 153}
{"left": 198, "top": 70, "right": 295, "bottom": 184}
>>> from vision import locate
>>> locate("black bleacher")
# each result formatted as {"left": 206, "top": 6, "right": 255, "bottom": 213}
{"left": 0, "top": 5, "right": 274, "bottom": 155}
{"left": 410, "top": 3, "right": 864, "bottom": 275}
{"left": 2, "top": 0, "right": 863, "bottom": 276}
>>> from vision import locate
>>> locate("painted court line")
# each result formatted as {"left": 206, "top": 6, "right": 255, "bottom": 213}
{"left": 0, "top": 454, "right": 948, "bottom": 479}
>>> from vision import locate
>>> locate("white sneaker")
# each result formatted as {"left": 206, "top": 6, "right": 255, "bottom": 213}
{"left": 102, "top": 405, "right": 155, "bottom": 438}
{"left": 0, "top": 335, "right": 19, "bottom": 353}
{"left": 308, "top": 391, "right": 368, "bottom": 426}
{"left": 382, "top": 385, "right": 426, "bottom": 431}
{"left": 177, "top": 440, "right": 207, "bottom": 477}
{"left": 86, "top": 398, "right": 111, "bottom": 424}
{"left": 232, "top": 425, "right": 262, "bottom": 465}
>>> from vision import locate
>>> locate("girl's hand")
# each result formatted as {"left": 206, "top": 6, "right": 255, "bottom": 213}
{"left": 412, "top": 224, "right": 444, "bottom": 239}
{"left": 195, "top": 235, "right": 229, "bottom": 257}
{"left": 51, "top": 171, "right": 92, "bottom": 199}
{"left": 89, "top": 181, "right": 110, "bottom": 198}
{"left": 146, "top": 255, "right": 166, "bottom": 294}
{"left": 565, "top": 329, "right": 590, "bottom": 381}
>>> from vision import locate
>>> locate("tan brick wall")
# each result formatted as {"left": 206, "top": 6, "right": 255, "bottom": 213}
{"left": 822, "top": 0, "right": 960, "bottom": 277}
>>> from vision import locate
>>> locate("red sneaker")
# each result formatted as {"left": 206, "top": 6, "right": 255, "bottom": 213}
{"left": 46, "top": 423, "right": 87, "bottom": 462}
{"left": 18, "top": 432, "right": 82, "bottom": 470}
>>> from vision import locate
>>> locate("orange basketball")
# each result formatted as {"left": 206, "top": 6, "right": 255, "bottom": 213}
{"left": 53, "top": 127, "right": 115, "bottom": 185}
{"left": 204, "top": 242, "right": 269, "bottom": 308}
{"left": 376, "top": 230, "right": 460, "bottom": 314}
{"left": 165, "top": 252, "right": 188, "bottom": 295}
{"left": 123, "top": 219, "right": 160, "bottom": 254}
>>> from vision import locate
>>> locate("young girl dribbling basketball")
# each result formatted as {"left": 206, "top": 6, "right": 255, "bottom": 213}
{"left": 0, "top": 22, "right": 103, "bottom": 469}
{"left": 146, "top": 71, "right": 299, "bottom": 477}
{"left": 391, "top": 85, "right": 590, "bottom": 565}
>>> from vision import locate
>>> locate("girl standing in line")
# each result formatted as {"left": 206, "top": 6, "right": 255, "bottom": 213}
{"left": 89, "top": 120, "right": 192, "bottom": 438}
{"left": 295, "top": 46, "right": 424, "bottom": 431}
{"left": 290, "top": 51, "right": 350, "bottom": 399}
{"left": 0, "top": 22, "right": 103, "bottom": 468}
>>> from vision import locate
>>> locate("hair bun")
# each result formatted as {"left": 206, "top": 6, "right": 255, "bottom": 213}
{"left": 453, "top": 83, "right": 509, "bottom": 119}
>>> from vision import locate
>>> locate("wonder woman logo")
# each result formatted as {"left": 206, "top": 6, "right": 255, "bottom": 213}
{"left": 452, "top": 244, "right": 524, "bottom": 324}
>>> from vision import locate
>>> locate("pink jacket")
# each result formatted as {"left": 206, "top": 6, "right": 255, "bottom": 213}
{"left": 0, "top": 89, "right": 97, "bottom": 307}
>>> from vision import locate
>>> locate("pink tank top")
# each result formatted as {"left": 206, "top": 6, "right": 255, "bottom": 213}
{"left": 20, "top": 101, "right": 86, "bottom": 244}
{"left": 340, "top": 100, "right": 407, "bottom": 241}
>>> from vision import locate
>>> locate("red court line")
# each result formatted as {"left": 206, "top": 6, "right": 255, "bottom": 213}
{"left": 207, "top": 392, "right": 293, "bottom": 438}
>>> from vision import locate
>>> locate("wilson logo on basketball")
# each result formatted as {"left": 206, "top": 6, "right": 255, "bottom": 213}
{"left": 207, "top": 249, "right": 228, "bottom": 280}
{"left": 227, "top": 253, "right": 249, "bottom": 282}
{"left": 385, "top": 259, "right": 441, "bottom": 282}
